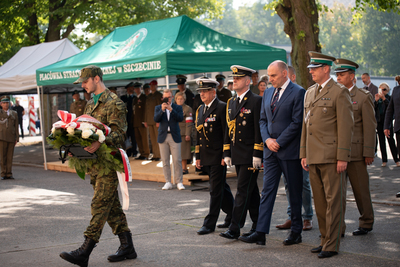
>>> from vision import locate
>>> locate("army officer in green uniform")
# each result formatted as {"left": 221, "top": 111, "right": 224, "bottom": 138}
{"left": 70, "top": 90, "right": 87, "bottom": 117}
{"left": 300, "top": 52, "right": 353, "bottom": 258}
{"left": 0, "top": 96, "right": 19, "bottom": 180}
{"left": 335, "top": 58, "right": 376, "bottom": 236}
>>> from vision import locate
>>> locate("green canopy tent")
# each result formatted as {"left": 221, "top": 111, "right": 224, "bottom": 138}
{"left": 36, "top": 15, "right": 286, "bottom": 87}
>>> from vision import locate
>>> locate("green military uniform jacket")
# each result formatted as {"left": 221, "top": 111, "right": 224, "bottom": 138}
{"left": 145, "top": 91, "right": 163, "bottom": 126}
{"left": 70, "top": 99, "right": 87, "bottom": 117}
{"left": 84, "top": 88, "right": 127, "bottom": 149}
{"left": 349, "top": 86, "right": 376, "bottom": 161}
{"left": 300, "top": 79, "right": 354, "bottom": 164}
{"left": 132, "top": 93, "right": 147, "bottom": 128}
{"left": 0, "top": 109, "right": 19, "bottom": 143}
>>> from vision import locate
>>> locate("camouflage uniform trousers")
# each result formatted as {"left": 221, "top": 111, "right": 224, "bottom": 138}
{"left": 84, "top": 171, "right": 130, "bottom": 242}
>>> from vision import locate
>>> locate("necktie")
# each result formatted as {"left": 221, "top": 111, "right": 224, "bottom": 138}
{"left": 204, "top": 105, "right": 209, "bottom": 114}
{"left": 316, "top": 85, "right": 322, "bottom": 96}
{"left": 271, "top": 88, "right": 281, "bottom": 114}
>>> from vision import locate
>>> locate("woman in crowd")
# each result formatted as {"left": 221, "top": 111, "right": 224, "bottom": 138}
{"left": 375, "top": 82, "right": 400, "bottom": 167}
{"left": 258, "top": 80, "right": 268, "bottom": 97}
{"left": 175, "top": 92, "right": 194, "bottom": 174}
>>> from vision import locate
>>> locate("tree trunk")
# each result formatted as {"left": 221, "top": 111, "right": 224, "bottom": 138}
{"left": 275, "top": 0, "right": 320, "bottom": 89}
{"left": 25, "top": 3, "right": 40, "bottom": 45}
{"left": 45, "top": 0, "right": 67, "bottom": 42}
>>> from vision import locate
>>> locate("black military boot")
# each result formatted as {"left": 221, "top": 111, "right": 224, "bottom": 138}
{"left": 60, "top": 236, "right": 96, "bottom": 267}
{"left": 107, "top": 231, "right": 137, "bottom": 262}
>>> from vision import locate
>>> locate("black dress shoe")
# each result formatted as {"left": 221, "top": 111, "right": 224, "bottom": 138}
{"left": 217, "top": 222, "right": 230, "bottom": 228}
{"left": 219, "top": 230, "right": 240, "bottom": 239}
{"left": 7, "top": 176, "right": 14, "bottom": 179}
{"left": 241, "top": 229, "right": 256, "bottom": 237}
{"left": 238, "top": 232, "right": 266, "bottom": 245}
{"left": 397, "top": 192, "right": 400, "bottom": 198}
{"left": 353, "top": 227, "right": 372, "bottom": 236}
{"left": 311, "top": 246, "right": 323, "bottom": 253}
{"left": 1, "top": 177, "right": 6, "bottom": 180}
{"left": 136, "top": 156, "right": 147, "bottom": 160}
{"left": 197, "top": 226, "right": 214, "bottom": 235}
{"left": 283, "top": 231, "right": 302, "bottom": 245}
{"left": 318, "top": 251, "right": 338, "bottom": 258}
{"left": 151, "top": 158, "right": 160, "bottom": 161}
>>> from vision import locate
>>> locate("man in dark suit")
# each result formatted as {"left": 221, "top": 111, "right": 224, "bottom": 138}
{"left": 176, "top": 75, "right": 194, "bottom": 108}
{"left": 239, "top": 61, "right": 305, "bottom": 246}
{"left": 154, "top": 89, "right": 184, "bottom": 190}
{"left": 384, "top": 75, "right": 400, "bottom": 198}
{"left": 121, "top": 82, "right": 138, "bottom": 157}
{"left": 195, "top": 78, "right": 235, "bottom": 235}
{"left": 220, "top": 65, "right": 263, "bottom": 239}
{"left": 361, "top": 73, "right": 378, "bottom": 96}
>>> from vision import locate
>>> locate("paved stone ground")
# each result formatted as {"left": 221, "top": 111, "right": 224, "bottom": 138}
{"left": 0, "top": 137, "right": 398, "bottom": 266}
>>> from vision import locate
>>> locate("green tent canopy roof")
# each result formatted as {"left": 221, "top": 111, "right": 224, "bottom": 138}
{"left": 36, "top": 15, "right": 286, "bottom": 86}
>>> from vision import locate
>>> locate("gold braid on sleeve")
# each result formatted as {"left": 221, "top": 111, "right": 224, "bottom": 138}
{"left": 195, "top": 105, "right": 209, "bottom": 141}
{"left": 226, "top": 98, "right": 236, "bottom": 143}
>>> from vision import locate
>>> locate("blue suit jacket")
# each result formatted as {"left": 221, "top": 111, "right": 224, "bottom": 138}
{"left": 260, "top": 80, "right": 305, "bottom": 160}
{"left": 154, "top": 103, "right": 184, "bottom": 143}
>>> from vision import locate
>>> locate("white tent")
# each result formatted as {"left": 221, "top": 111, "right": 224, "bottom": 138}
{"left": 0, "top": 39, "right": 81, "bottom": 92}
{"left": 0, "top": 39, "right": 81, "bottom": 170}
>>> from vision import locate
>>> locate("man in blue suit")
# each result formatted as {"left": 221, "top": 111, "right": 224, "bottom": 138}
{"left": 239, "top": 60, "right": 305, "bottom": 245}
{"left": 154, "top": 89, "right": 184, "bottom": 190}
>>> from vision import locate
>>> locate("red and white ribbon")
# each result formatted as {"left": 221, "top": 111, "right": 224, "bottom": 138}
{"left": 52, "top": 111, "right": 111, "bottom": 136}
{"left": 117, "top": 148, "right": 132, "bottom": 210}
{"left": 52, "top": 110, "right": 79, "bottom": 129}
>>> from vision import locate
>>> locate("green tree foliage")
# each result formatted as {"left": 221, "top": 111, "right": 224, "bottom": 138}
{"left": 354, "top": 0, "right": 400, "bottom": 13}
{"left": 359, "top": 7, "right": 400, "bottom": 76}
{"left": 320, "top": 3, "right": 400, "bottom": 76}
{"left": 199, "top": 0, "right": 290, "bottom": 46}
{"left": 0, "top": 0, "right": 223, "bottom": 65}
{"left": 319, "top": 3, "right": 363, "bottom": 66}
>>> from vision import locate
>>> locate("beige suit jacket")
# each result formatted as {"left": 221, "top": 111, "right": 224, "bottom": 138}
{"left": 0, "top": 109, "right": 19, "bottom": 143}
{"left": 349, "top": 86, "right": 376, "bottom": 161}
{"left": 300, "top": 79, "right": 354, "bottom": 164}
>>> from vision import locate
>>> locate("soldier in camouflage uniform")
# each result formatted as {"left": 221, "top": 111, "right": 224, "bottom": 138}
{"left": 60, "top": 65, "right": 137, "bottom": 267}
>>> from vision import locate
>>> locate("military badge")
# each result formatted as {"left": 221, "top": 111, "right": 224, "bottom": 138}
{"left": 323, "top": 107, "right": 327, "bottom": 114}
{"left": 242, "top": 120, "right": 247, "bottom": 126}
{"left": 232, "top": 67, "right": 238, "bottom": 73}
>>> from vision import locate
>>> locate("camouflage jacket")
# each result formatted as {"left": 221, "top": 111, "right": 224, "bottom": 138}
{"left": 84, "top": 88, "right": 127, "bottom": 148}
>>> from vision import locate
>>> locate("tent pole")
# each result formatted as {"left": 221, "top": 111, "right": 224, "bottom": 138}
{"left": 165, "top": 75, "right": 169, "bottom": 89}
{"left": 37, "top": 86, "right": 47, "bottom": 170}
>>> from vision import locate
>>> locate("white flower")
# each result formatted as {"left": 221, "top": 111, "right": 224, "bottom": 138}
{"left": 81, "top": 129, "right": 93, "bottom": 139}
{"left": 78, "top": 122, "right": 96, "bottom": 131}
{"left": 96, "top": 129, "right": 106, "bottom": 143}
{"left": 67, "top": 126, "right": 75, "bottom": 135}
{"left": 51, "top": 127, "right": 56, "bottom": 134}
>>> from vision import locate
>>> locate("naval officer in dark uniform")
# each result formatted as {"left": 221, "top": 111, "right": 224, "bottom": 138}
{"left": 195, "top": 78, "right": 235, "bottom": 235}
{"left": 220, "top": 65, "right": 263, "bottom": 239}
